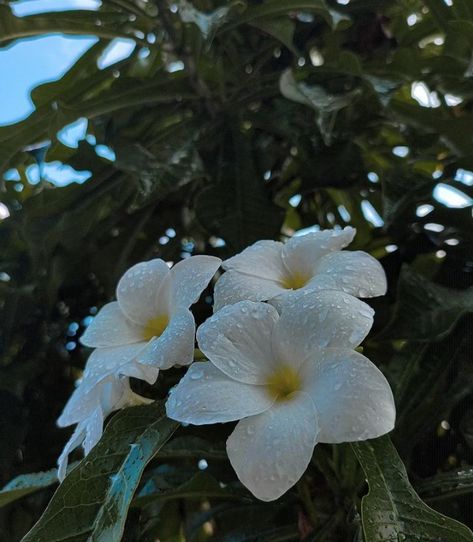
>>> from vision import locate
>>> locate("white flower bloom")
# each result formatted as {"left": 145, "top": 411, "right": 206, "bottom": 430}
{"left": 80, "top": 255, "right": 221, "bottom": 373}
{"left": 166, "top": 292, "right": 395, "bottom": 501}
{"left": 213, "top": 227, "right": 387, "bottom": 311}
{"left": 56, "top": 255, "right": 220, "bottom": 480}
{"left": 57, "top": 370, "right": 151, "bottom": 481}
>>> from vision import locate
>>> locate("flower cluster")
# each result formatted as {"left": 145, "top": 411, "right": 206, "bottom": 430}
{"left": 58, "top": 227, "right": 395, "bottom": 501}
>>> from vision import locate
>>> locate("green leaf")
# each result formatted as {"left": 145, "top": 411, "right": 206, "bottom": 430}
{"left": 22, "top": 402, "right": 178, "bottom": 542}
{"left": 134, "top": 470, "right": 249, "bottom": 506}
{"left": 0, "top": 5, "right": 147, "bottom": 46}
{"left": 0, "top": 465, "right": 78, "bottom": 508}
{"left": 380, "top": 265, "right": 473, "bottom": 341}
{"left": 352, "top": 436, "right": 473, "bottom": 542}
{"left": 417, "top": 467, "right": 473, "bottom": 502}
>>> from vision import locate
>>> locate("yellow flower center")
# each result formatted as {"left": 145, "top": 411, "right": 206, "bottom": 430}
{"left": 266, "top": 365, "right": 301, "bottom": 402}
{"left": 142, "top": 315, "right": 169, "bottom": 341}
{"left": 281, "top": 272, "right": 309, "bottom": 290}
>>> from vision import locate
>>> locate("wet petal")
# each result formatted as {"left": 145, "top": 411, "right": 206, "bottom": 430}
{"left": 137, "top": 309, "right": 195, "bottom": 370}
{"left": 166, "top": 362, "right": 273, "bottom": 424}
{"left": 309, "top": 250, "right": 387, "bottom": 297}
{"left": 80, "top": 302, "right": 144, "bottom": 348}
{"left": 117, "top": 259, "right": 171, "bottom": 325}
{"left": 272, "top": 290, "right": 374, "bottom": 365}
{"left": 197, "top": 301, "right": 279, "bottom": 384}
{"left": 82, "top": 406, "right": 104, "bottom": 455}
{"left": 222, "top": 240, "right": 286, "bottom": 280}
{"left": 282, "top": 227, "right": 355, "bottom": 279}
{"left": 170, "top": 255, "right": 221, "bottom": 309}
{"left": 226, "top": 392, "right": 318, "bottom": 501}
{"left": 57, "top": 422, "right": 86, "bottom": 482}
{"left": 213, "top": 270, "right": 286, "bottom": 311}
{"left": 302, "top": 349, "right": 395, "bottom": 443}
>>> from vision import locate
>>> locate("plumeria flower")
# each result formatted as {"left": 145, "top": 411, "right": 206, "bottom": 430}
{"left": 57, "top": 369, "right": 151, "bottom": 480}
{"left": 80, "top": 255, "right": 221, "bottom": 373}
{"left": 213, "top": 227, "right": 386, "bottom": 311}
{"left": 56, "top": 255, "right": 220, "bottom": 480}
{"left": 166, "top": 291, "right": 395, "bottom": 501}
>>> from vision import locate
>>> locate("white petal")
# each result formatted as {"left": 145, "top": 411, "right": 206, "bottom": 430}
{"left": 116, "top": 259, "right": 171, "bottom": 325}
{"left": 57, "top": 381, "right": 102, "bottom": 427}
{"left": 82, "top": 406, "right": 104, "bottom": 455}
{"left": 282, "top": 227, "right": 355, "bottom": 279}
{"left": 309, "top": 250, "right": 387, "bottom": 297}
{"left": 226, "top": 392, "right": 318, "bottom": 502}
{"left": 170, "top": 255, "right": 221, "bottom": 309}
{"left": 57, "top": 423, "right": 85, "bottom": 482}
{"left": 222, "top": 240, "right": 285, "bottom": 280}
{"left": 213, "top": 270, "right": 286, "bottom": 312}
{"left": 137, "top": 309, "right": 195, "bottom": 370}
{"left": 83, "top": 343, "right": 157, "bottom": 387}
{"left": 272, "top": 290, "right": 374, "bottom": 365}
{"left": 197, "top": 301, "right": 279, "bottom": 384}
{"left": 166, "top": 362, "right": 273, "bottom": 424}
{"left": 302, "top": 349, "right": 395, "bottom": 443}
{"left": 80, "top": 302, "right": 143, "bottom": 348}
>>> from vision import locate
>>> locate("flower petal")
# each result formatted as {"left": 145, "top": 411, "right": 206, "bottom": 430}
{"left": 302, "top": 349, "right": 395, "bottom": 443}
{"left": 117, "top": 259, "right": 171, "bottom": 325}
{"left": 83, "top": 343, "right": 157, "bottom": 387}
{"left": 271, "top": 290, "right": 374, "bottom": 365}
{"left": 222, "top": 240, "right": 285, "bottom": 280}
{"left": 197, "top": 301, "right": 279, "bottom": 384}
{"left": 80, "top": 302, "right": 144, "bottom": 348}
{"left": 137, "top": 309, "right": 195, "bottom": 370}
{"left": 213, "top": 270, "right": 286, "bottom": 312}
{"left": 166, "top": 362, "right": 273, "bottom": 424}
{"left": 57, "top": 423, "right": 86, "bottom": 482}
{"left": 226, "top": 392, "right": 319, "bottom": 501}
{"left": 309, "top": 250, "right": 387, "bottom": 297}
{"left": 282, "top": 227, "right": 355, "bottom": 279}
{"left": 82, "top": 406, "right": 104, "bottom": 455}
{"left": 170, "top": 255, "right": 221, "bottom": 309}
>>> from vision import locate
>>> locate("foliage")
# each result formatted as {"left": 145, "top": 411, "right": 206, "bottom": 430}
{"left": 0, "top": 0, "right": 472, "bottom": 540}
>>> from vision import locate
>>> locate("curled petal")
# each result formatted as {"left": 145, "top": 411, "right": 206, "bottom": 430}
{"left": 137, "top": 309, "right": 195, "bottom": 370}
{"left": 222, "top": 240, "right": 285, "bottom": 280}
{"left": 57, "top": 422, "right": 85, "bottom": 482}
{"left": 226, "top": 392, "right": 319, "bottom": 501}
{"left": 166, "top": 362, "right": 273, "bottom": 425}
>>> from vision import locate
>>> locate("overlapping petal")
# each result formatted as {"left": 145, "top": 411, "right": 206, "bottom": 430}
{"left": 301, "top": 349, "right": 395, "bottom": 443}
{"left": 80, "top": 302, "right": 144, "bottom": 348}
{"left": 222, "top": 240, "right": 285, "bottom": 280}
{"left": 213, "top": 270, "right": 286, "bottom": 311}
{"left": 226, "top": 392, "right": 319, "bottom": 501}
{"left": 281, "top": 227, "right": 355, "bottom": 279}
{"left": 271, "top": 290, "right": 374, "bottom": 364}
{"left": 57, "top": 422, "right": 86, "bottom": 481}
{"left": 166, "top": 362, "right": 274, "bottom": 425}
{"left": 117, "top": 259, "right": 171, "bottom": 325}
{"left": 308, "top": 250, "right": 387, "bottom": 297}
{"left": 137, "top": 308, "right": 195, "bottom": 370}
{"left": 197, "top": 301, "right": 279, "bottom": 384}
{"left": 170, "top": 255, "right": 221, "bottom": 309}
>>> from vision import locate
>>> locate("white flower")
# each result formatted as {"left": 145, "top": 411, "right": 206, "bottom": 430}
{"left": 80, "top": 255, "right": 221, "bottom": 373}
{"left": 56, "top": 255, "right": 220, "bottom": 480}
{"left": 57, "top": 367, "right": 151, "bottom": 480}
{"left": 213, "top": 227, "right": 386, "bottom": 311}
{"left": 166, "top": 291, "right": 395, "bottom": 501}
